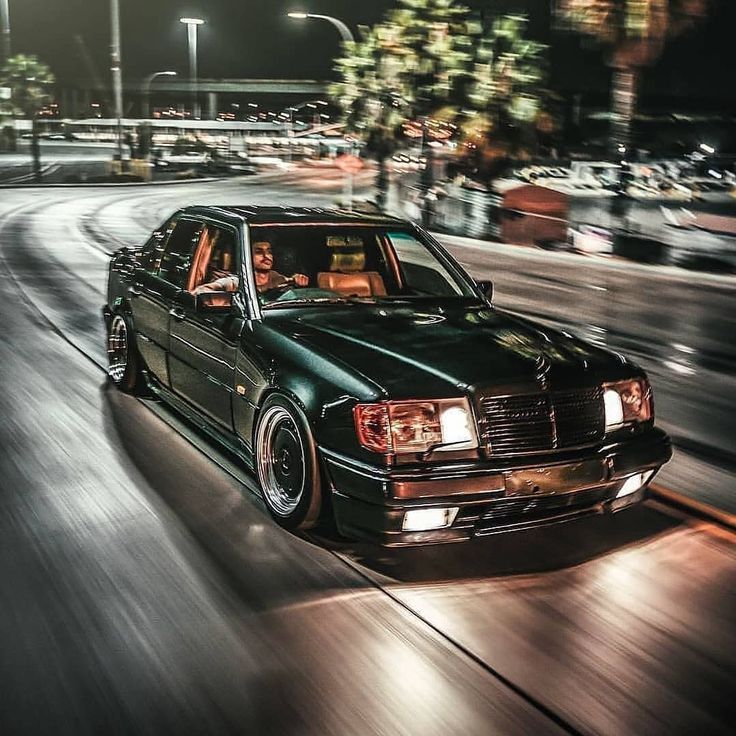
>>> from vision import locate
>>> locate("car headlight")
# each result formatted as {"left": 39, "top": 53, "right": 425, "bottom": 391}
{"left": 603, "top": 378, "right": 652, "bottom": 430}
{"left": 354, "top": 399, "right": 478, "bottom": 454}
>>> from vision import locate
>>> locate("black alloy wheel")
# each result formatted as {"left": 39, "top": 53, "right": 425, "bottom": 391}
{"left": 255, "top": 394, "right": 322, "bottom": 530}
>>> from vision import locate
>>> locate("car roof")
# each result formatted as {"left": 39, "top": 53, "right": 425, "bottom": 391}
{"left": 179, "top": 205, "right": 408, "bottom": 227}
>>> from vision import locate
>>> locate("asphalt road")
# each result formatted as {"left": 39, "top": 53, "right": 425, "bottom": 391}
{"left": 0, "top": 173, "right": 734, "bottom": 735}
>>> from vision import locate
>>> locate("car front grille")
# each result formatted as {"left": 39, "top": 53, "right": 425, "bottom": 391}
{"left": 478, "top": 387, "right": 604, "bottom": 455}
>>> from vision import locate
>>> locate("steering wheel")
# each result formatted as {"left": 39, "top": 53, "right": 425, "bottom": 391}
{"left": 262, "top": 277, "right": 298, "bottom": 297}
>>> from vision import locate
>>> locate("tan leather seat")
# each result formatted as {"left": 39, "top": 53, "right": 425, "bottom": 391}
{"left": 317, "top": 271, "right": 387, "bottom": 297}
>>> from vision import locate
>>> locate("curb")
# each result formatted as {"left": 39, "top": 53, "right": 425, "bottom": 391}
{"left": 649, "top": 483, "right": 736, "bottom": 531}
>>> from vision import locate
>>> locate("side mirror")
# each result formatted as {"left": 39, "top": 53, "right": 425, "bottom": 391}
{"left": 475, "top": 279, "right": 493, "bottom": 303}
{"left": 195, "top": 291, "right": 234, "bottom": 311}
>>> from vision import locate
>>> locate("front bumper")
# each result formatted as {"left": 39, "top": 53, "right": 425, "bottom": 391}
{"left": 321, "top": 428, "right": 672, "bottom": 546}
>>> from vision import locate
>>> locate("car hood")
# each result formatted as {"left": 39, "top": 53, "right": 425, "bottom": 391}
{"left": 263, "top": 302, "right": 631, "bottom": 399}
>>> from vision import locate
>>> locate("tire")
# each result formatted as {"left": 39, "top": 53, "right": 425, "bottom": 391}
{"left": 106, "top": 313, "right": 142, "bottom": 393}
{"left": 254, "top": 394, "right": 322, "bottom": 531}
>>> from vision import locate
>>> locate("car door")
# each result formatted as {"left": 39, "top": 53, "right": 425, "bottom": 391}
{"left": 168, "top": 221, "right": 245, "bottom": 429}
{"left": 129, "top": 217, "right": 203, "bottom": 386}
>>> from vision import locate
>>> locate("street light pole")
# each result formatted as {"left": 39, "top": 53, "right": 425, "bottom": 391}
{"left": 287, "top": 11, "right": 355, "bottom": 43}
{"left": 110, "top": 0, "right": 124, "bottom": 162}
{"left": 0, "top": 0, "right": 10, "bottom": 62}
{"left": 142, "top": 70, "right": 177, "bottom": 118}
{"left": 180, "top": 17, "right": 204, "bottom": 119}
{"left": 286, "top": 12, "right": 355, "bottom": 184}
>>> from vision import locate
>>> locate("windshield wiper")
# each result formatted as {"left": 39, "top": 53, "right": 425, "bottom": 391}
{"left": 262, "top": 297, "right": 353, "bottom": 309}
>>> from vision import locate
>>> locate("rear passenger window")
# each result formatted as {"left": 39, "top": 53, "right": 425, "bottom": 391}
{"left": 157, "top": 219, "right": 203, "bottom": 287}
{"left": 140, "top": 218, "right": 175, "bottom": 272}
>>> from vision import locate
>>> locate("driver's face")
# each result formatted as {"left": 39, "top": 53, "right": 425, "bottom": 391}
{"left": 252, "top": 241, "right": 273, "bottom": 272}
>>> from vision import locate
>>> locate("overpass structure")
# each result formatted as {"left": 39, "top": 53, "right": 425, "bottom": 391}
{"left": 121, "top": 78, "right": 332, "bottom": 119}
{"left": 134, "top": 79, "right": 331, "bottom": 95}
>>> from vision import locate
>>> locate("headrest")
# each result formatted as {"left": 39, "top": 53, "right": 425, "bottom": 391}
{"left": 326, "top": 235, "right": 366, "bottom": 272}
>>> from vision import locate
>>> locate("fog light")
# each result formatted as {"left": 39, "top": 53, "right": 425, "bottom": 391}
{"left": 616, "top": 470, "right": 654, "bottom": 498}
{"left": 402, "top": 507, "right": 459, "bottom": 532}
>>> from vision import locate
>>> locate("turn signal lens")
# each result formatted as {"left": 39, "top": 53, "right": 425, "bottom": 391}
{"left": 354, "top": 404, "right": 391, "bottom": 453}
{"left": 354, "top": 399, "right": 477, "bottom": 454}
{"left": 603, "top": 378, "right": 652, "bottom": 430}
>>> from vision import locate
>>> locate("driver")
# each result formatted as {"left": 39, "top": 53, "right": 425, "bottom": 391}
{"left": 193, "top": 240, "right": 308, "bottom": 294}
{"left": 252, "top": 240, "right": 308, "bottom": 293}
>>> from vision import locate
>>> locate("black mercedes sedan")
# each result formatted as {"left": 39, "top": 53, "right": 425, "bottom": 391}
{"left": 104, "top": 206, "right": 671, "bottom": 545}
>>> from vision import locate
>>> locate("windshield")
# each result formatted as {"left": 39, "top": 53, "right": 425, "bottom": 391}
{"left": 248, "top": 224, "right": 478, "bottom": 307}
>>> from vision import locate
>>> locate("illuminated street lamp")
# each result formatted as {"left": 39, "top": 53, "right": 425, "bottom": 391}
{"left": 142, "top": 70, "right": 177, "bottom": 118}
{"left": 699, "top": 143, "right": 716, "bottom": 155}
{"left": 287, "top": 11, "right": 355, "bottom": 43}
{"left": 180, "top": 16, "right": 205, "bottom": 119}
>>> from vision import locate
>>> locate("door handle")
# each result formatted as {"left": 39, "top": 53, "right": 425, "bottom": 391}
{"left": 169, "top": 307, "right": 186, "bottom": 321}
{"left": 129, "top": 285, "right": 142, "bottom": 296}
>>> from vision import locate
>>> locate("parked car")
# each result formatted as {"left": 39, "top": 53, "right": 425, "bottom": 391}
{"left": 104, "top": 206, "right": 671, "bottom": 545}
{"left": 155, "top": 150, "right": 213, "bottom": 168}
{"left": 569, "top": 224, "right": 614, "bottom": 255}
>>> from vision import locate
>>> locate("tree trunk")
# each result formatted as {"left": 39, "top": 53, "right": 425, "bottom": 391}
{"left": 608, "top": 67, "right": 638, "bottom": 228}
{"left": 419, "top": 135, "right": 435, "bottom": 229}
{"left": 31, "top": 115, "right": 42, "bottom": 183}
{"left": 609, "top": 67, "right": 637, "bottom": 156}
{"left": 375, "top": 154, "right": 389, "bottom": 211}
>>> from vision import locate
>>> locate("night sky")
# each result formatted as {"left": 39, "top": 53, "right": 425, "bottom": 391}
{"left": 7, "top": 0, "right": 736, "bottom": 109}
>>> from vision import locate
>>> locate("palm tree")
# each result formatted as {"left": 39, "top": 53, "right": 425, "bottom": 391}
{"left": 461, "top": 14, "right": 549, "bottom": 181}
{"left": 0, "top": 54, "right": 55, "bottom": 182}
{"left": 333, "top": 0, "right": 476, "bottom": 213}
{"left": 556, "top": 0, "right": 709, "bottom": 153}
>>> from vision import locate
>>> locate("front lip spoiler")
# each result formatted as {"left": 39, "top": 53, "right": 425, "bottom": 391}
{"left": 320, "top": 428, "right": 671, "bottom": 546}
